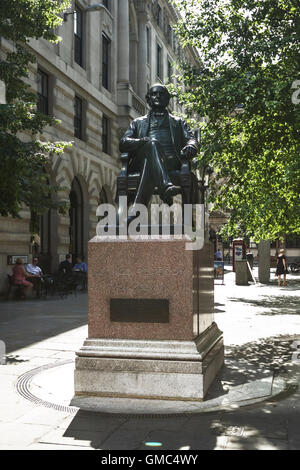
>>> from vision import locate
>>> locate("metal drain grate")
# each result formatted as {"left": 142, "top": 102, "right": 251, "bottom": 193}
{"left": 15, "top": 360, "right": 203, "bottom": 418}
{"left": 16, "top": 360, "right": 78, "bottom": 414}
{"left": 15, "top": 359, "right": 291, "bottom": 419}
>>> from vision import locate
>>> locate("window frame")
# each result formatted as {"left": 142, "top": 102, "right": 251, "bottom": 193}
{"left": 102, "top": 0, "right": 110, "bottom": 11}
{"left": 102, "top": 114, "right": 111, "bottom": 155}
{"left": 37, "top": 68, "right": 49, "bottom": 115}
{"left": 74, "top": 4, "right": 84, "bottom": 67}
{"left": 167, "top": 58, "right": 173, "bottom": 83}
{"left": 74, "top": 95, "right": 83, "bottom": 140}
{"left": 102, "top": 32, "right": 111, "bottom": 91}
{"left": 156, "top": 42, "right": 163, "bottom": 80}
{"left": 146, "top": 26, "right": 151, "bottom": 65}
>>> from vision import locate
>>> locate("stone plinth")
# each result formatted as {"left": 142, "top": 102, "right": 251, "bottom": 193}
{"left": 73, "top": 235, "right": 224, "bottom": 402}
{"left": 235, "top": 260, "right": 249, "bottom": 286}
{"left": 258, "top": 240, "right": 271, "bottom": 284}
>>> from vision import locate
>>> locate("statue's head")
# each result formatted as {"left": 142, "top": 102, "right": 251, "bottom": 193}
{"left": 146, "top": 84, "right": 171, "bottom": 111}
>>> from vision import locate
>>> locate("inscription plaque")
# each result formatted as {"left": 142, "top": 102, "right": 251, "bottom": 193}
{"left": 110, "top": 299, "right": 169, "bottom": 323}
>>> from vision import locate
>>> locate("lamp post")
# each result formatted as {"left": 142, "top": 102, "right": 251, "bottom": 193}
{"left": 63, "top": 3, "right": 106, "bottom": 22}
{"left": 197, "top": 164, "right": 214, "bottom": 205}
{"left": 194, "top": 127, "right": 214, "bottom": 205}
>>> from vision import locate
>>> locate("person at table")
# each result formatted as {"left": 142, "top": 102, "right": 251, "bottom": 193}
{"left": 73, "top": 256, "right": 87, "bottom": 273}
{"left": 26, "top": 257, "right": 43, "bottom": 297}
{"left": 59, "top": 254, "right": 73, "bottom": 274}
{"left": 73, "top": 256, "right": 87, "bottom": 291}
{"left": 12, "top": 258, "right": 33, "bottom": 299}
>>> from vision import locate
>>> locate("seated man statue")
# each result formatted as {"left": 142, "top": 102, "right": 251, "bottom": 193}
{"left": 119, "top": 84, "right": 199, "bottom": 214}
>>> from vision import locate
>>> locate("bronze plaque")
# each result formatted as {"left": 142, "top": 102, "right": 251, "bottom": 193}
{"left": 110, "top": 299, "right": 169, "bottom": 323}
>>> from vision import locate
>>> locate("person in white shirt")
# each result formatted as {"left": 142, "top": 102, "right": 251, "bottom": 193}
{"left": 26, "top": 257, "right": 43, "bottom": 297}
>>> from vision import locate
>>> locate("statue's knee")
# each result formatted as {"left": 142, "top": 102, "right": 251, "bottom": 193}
{"left": 149, "top": 138, "right": 159, "bottom": 146}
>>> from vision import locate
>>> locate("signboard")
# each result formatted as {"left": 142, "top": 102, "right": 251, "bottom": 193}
{"left": 234, "top": 245, "right": 243, "bottom": 261}
{"left": 214, "top": 261, "right": 224, "bottom": 283}
{"left": 7, "top": 255, "right": 28, "bottom": 265}
{"left": 232, "top": 239, "right": 246, "bottom": 271}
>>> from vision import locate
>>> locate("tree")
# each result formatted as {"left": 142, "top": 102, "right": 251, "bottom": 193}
{"left": 172, "top": 0, "right": 300, "bottom": 241}
{"left": 0, "top": 0, "right": 71, "bottom": 217}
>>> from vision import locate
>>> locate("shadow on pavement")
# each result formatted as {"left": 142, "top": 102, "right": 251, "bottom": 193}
{"left": 230, "top": 295, "right": 300, "bottom": 315}
{"left": 63, "top": 335, "right": 299, "bottom": 450}
{"left": 63, "top": 411, "right": 218, "bottom": 450}
{"left": 0, "top": 293, "right": 88, "bottom": 354}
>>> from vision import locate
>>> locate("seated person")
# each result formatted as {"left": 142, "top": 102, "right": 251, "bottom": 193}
{"left": 13, "top": 258, "right": 33, "bottom": 299}
{"left": 26, "top": 257, "right": 43, "bottom": 298}
{"left": 59, "top": 254, "right": 73, "bottom": 274}
{"left": 73, "top": 257, "right": 87, "bottom": 273}
{"left": 119, "top": 83, "right": 198, "bottom": 214}
{"left": 73, "top": 256, "right": 87, "bottom": 291}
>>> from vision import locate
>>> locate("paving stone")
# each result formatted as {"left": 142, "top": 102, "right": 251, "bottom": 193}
{"left": 0, "top": 271, "right": 300, "bottom": 450}
{"left": 0, "top": 423, "right": 53, "bottom": 448}
{"left": 224, "top": 436, "right": 288, "bottom": 450}
{"left": 15, "top": 407, "right": 72, "bottom": 426}
{"left": 26, "top": 443, "right": 92, "bottom": 450}
{"left": 38, "top": 428, "right": 108, "bottom": 449}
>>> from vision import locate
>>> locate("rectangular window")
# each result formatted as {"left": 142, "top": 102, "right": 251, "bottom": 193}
{"left": 168, "top": 59, "right": 173, "bottom": 83}
{"left": 156, "top": 4, "right": 162, "bottom": 27}
{"left": 74, "top": 5, "right": 83, "bottom": 67}
{"left": 167, "top": 24, "right": 172, "bottom": 46}
{"left": 146, "top": 26, "right": 150, "bottom": 65}
{"left": 103, "top": 0, "right": 110, "bottom": 10}
{"left": 37, "top": 69, "right": 49, "bottom": 115}
{"left": 74, "top": 96, "right": 83, "bottom": 140}
{"left": 157, "top": 43, "right": 162, "bottom": 79}
{"left": 102, "top": 33, "right": 111, "bottom": 90}
{"left": 102, "top": 115, "right": 110, "bottom": 154}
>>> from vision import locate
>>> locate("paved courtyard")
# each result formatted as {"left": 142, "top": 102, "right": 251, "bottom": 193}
{"left": 0, "top": 267, "right": 300, "bottom": 450}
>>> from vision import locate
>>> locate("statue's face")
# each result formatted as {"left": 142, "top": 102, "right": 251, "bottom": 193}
{"left": 148, "top": 86, "right": 170, "bottom": 111}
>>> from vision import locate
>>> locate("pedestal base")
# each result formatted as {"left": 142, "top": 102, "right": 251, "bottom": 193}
{"left": 72, "top": 323, "right": 223, "bottom": 402}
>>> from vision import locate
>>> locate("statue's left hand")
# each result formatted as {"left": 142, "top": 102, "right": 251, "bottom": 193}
{"left": 181, "top": 145, "right": 196, "bottom": 160}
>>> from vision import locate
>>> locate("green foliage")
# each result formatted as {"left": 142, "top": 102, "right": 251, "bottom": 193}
{"left": 173, "top": 0, "right": 300, "bottom": 241}
{"left": 0, "top": 0, "right": 72, "bottom": 217}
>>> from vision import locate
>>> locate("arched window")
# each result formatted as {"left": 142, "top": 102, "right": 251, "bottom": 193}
{"left": 30, "top": 177, "right": 53, "bottom": 272}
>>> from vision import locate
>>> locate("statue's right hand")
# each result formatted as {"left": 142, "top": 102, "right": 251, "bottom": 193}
{"left": 140, "top": 137, "right": 151, "bottom": 145}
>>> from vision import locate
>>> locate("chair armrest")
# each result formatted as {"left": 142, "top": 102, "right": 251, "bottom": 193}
{"left": 180, "top": 156, "right": 191, "bottom": 175}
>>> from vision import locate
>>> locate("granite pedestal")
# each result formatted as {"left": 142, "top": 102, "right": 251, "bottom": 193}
{"left": 72, "top": 235, "right": 224, "bottom": 403}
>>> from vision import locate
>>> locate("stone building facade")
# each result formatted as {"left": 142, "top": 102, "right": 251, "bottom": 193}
{"left": 0, "top": 0, "right": 199, "bottom": 290}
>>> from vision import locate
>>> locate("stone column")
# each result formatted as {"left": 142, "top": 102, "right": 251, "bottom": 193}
{"left": 129, "top": 38, "right": 138, "bottom": 92}
{"left": 137, "top": 15, "right": 148, "bottom": 100}
{"left": 258, "top": 240, "right": 270, "bottom": 284}
{"left": 117, "top": 0, "right": 130, "bottom": 83}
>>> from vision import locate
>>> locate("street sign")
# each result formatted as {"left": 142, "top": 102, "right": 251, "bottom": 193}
{"left": 214, "top": 261, "right": 224, "bottom": 284}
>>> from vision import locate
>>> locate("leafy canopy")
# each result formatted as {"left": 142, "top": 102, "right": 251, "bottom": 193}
{"left": 173, "top": 0, "right": 300, "bottom": 241}
{"left": 0, "top": 0, "right": 71, "bottom": 217}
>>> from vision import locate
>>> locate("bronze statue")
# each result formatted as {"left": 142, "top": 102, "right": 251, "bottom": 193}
{"left": 119, "top": 84, "right": 199, "bottom": 211}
